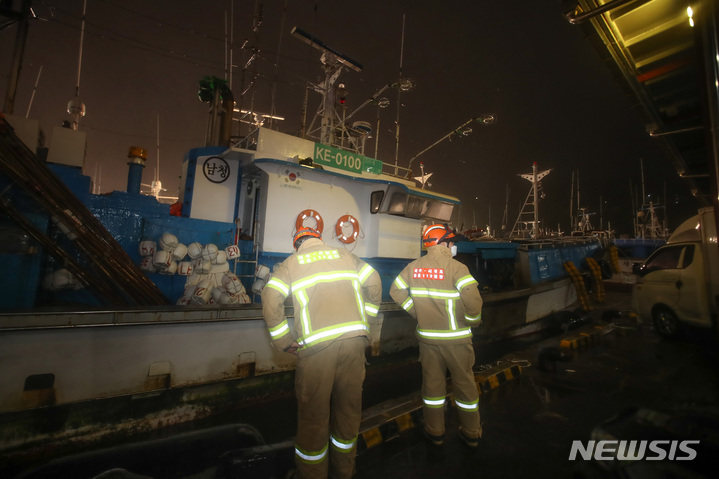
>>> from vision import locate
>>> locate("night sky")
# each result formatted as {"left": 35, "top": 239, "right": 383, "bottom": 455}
{"left": 0, "top": 0, "right": 699, "bottom": 237}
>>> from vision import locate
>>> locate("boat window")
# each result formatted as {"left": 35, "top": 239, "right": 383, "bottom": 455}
{"left": 640, "top": 245, "right": 684, "bottom": 275}
{"left": 387, "top": 191, "right": 408, "bottom": 215}
{"left": 406, "top": 195, "right": 428, "bottom": 218}
{"left": 380, "top": 185, "right": 455, "bottom": 221}
{"left": 370, "top": 190, "right": 384, "bottom": 214}
{"left": 424, "top": 200, "right": 453, "bottom": 222}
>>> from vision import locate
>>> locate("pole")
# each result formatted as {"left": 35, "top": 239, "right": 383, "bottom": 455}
{"left": 25, "top": 64, "right": 42, "bottom": 118}
{"left": 3, "top": 0, "right": 32, "bottom": 114}
{"left": 393, "top": 14, "right": 406, "bottom": 174}
{"left": 533, "top": 162, "right": 539, "bottom": 239}
{"left": 570, "top": 170, "right": 575, "bottom": 231}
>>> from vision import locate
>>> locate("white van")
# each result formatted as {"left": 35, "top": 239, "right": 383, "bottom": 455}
{"left": 632, "top": 207, "right": 718, "bottom": 338}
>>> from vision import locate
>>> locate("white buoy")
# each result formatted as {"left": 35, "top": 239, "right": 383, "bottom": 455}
{"left": 159, "top": 261, "right": 177, "bottom": 275}
{"left": 177, "top": 261, "right": 194, "bottom": 276}
{"left": 152, "top": 250, "right": 172, "bottom": 270}
{"left": 252, "top": 278, "right": 266, "bottom": 295}
{"left": 225, "top": 245, "right": 241, "bottom": 260}
{"left": 193, "top": 258, "right": 212, "bottom": 274}
{"left": 213, "top": 250, "right": 227, "bottom": 265}
{"left": 139, "top": 241, "right": 156, "bottom": 257}
{"left": 222, "top": 272, "right": 244, "bottom": 294}
{"left": 211, "top": 287, "right": 224, "bottom": 303}
{"left": 191, "top": 279, "right": 211, "bottom": 304}
{"left": 177, "top": 285, "right": 195, "bottom": 305}
{"left": 218, "top": 291, "right": 239, "bottom": 304}
{"left": 52, "top": 269, "right": 74, "bottom": 289}
{"left": 173, "top": 243, "right": 188, "bottom": 261}
{"left": 159, "top": 232, "right": 178, "bottom": 251}
{"left": 187, "top": 242, "right": 203, "bottom": 260}
{"left": 139, "top": 256, "right": 157, "bottom": 272}
{"left": 255, "top": 264, "right": 270, "bottom": 280}
{"left": 201, "top": 244, "right": 219, "bottom": 262}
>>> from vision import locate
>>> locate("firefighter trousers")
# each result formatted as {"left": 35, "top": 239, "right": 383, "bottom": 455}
{"left": 419, "top": 342, "right": 481, "bottom": 439}
{"left": 294, "top": 336, "right": 368, "bottom": 479}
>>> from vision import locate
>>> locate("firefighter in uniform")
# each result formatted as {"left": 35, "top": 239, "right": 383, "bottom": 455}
{"left": 389, "top": 224, "right": 483, "bottom": 448}
{"left": 261, "top": 227, "right": 382, "bottom": 478}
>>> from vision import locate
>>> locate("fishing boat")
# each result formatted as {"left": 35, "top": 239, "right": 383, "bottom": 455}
{"left": 0, "top": 27, "right": 606, "bottom": 465}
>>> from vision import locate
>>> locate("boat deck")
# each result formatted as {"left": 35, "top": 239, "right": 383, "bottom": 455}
{"left": 8, "top": 283, "right": 718, "bottom": 478}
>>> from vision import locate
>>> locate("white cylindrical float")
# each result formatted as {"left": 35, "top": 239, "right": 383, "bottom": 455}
{"left": 177, "top": 261, "right": 194, "bottom": 276}
{"left": 191, "top": 279, "right": 211, "bottom": 304}
{"left": 139, "top": 241, "right": 156, "bottom": 257}
{"left": 225, "top": 245, "right": 241, "bottom": 260}
{"left": 152, "top": 250, "right": 173, "bottom": 270}
{"left": 139, "top": 256, "right": 157, "bottom": 272}
{"left": 255, "top": 264, "right": 270, "bottom": 280}
{"left": 252, "top": 278, "right": 266, "bottom": 295}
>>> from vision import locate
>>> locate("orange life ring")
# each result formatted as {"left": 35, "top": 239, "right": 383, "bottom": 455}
{"left": 335, "top": 215, "right": 360, "bottom": 244}
{"left": 296, "top": 209, "right": 324, "bottom": 232}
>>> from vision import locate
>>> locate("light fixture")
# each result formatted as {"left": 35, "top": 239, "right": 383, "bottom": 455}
{"left": 398, "top": 78, "right": 415, "bottom": 92}
{"left": 376, "top": 97, "right": 390, "bottom": 108}
{"left": 687, "top": 5, "right": 694, "bottom": 27}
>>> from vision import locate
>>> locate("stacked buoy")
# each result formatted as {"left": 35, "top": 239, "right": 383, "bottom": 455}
{"left": 252, "top": 263, "right": 273, "bottom": 295}
{"left": 564, "top": 261, "right": 593, "bottom": 312}
{"left": 585, "top": 257, "right": 605, "bottom": 303}
{"left": 137, "top": 233, "right": 250, "bottom": 305}
{"left": 608, "top": 245, "right": 620, "bottom": 274}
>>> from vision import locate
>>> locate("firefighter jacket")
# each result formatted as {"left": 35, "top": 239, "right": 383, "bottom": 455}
{"left": 390, "top": 244, "right": 483, "bottom": 346}
{"left": 261, "top": 237, "right": 382, "bottom": 356}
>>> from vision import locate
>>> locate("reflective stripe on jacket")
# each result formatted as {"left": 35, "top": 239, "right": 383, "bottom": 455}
{"left": 262, "top": 237, "right": 382, "bottom": 354}
{"left": 389, "top": 244, "right": 483, "bottom": 345}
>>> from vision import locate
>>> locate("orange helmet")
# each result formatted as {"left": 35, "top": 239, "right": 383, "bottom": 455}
{"left": 422, "top": 224, "right": 457, "bottom": 247}
{"left": 293, "top": 227, "right": 322, "bottom": 249}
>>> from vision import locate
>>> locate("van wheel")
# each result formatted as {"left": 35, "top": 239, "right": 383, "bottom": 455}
{"left": 652, "top": 306, "right": 682, "bottom": 339}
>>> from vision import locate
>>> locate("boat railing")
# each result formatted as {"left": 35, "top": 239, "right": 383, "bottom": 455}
{"left": 379, "top": 161, "right": 413, "bottom": 180}
{"left": 232, "top": 128, "right": 415, "bottom": 180}
{"left": 514, "top": 236, "right": 603, "bottom": 250}
{"left": 233, "top": 127, "right": 262, "bottom": 150}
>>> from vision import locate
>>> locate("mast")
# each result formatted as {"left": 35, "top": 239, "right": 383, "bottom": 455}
{"left": 501, "top": 184, "right": 509, "bottom": 233}
{"left": 533, "top": 163, "right": 539, "bottom": 237}
{"left": 25, "top": 65, "right": 42, "bottom": 118}
{"left": 394, "top": 14, "right": 406, "bottom": 174}
{"left": 2, "top": 0, "right": 32, "bottom": 114}
{"left": 156, "top": 115, "right": 160, "bottom": 184}
{"left": 511, "top": 162, "right": 552, "bottom": 239}
{"left": 570, "top": 170, "right": 575, "bottom": 231}
{"left": 640, "top": 157, "right": 646, "bottom": 206}
{"left": 576, "top": 169, "right": 581, "bottom": 231}
{"left": 68, "top": 0, "right": 88, "bottom": 130}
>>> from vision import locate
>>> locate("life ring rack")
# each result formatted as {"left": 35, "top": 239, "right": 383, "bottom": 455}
{"left": 295, "top": 209, "right": 324, "bottom": 233}
{"left": 335, "top": 214, "right": 360, "bottom": 244}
